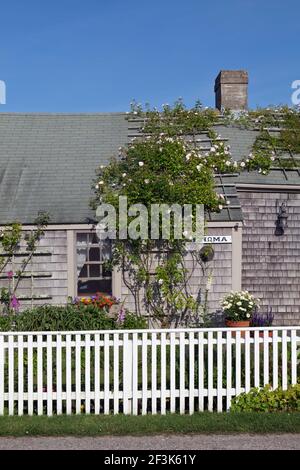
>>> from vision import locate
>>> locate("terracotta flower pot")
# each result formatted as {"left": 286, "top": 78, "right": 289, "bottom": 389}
{"left": 225, "top": 320, "right": 250, "bottom": 338}
{"left": 225, "top": 320, "right": 250, "bottom": 328}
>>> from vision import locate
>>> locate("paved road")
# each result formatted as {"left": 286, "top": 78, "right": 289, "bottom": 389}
{"left": 0, "top": 434, "right": 299, "bottom": 450}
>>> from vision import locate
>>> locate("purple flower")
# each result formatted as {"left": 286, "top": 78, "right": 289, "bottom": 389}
{"left": 117, "top": 307, "right": 126, "bottom": 324}
{"left": 251, "top": 307, "right": 274, "bottom": 327}
{"left": 10, "top": 295, "right": 20, "bottom": 312}
{"left": 7, "top": 271, "right": 14, "bottom": 279}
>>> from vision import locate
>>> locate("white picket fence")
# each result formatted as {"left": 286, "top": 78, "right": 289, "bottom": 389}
{"left": 0, "top": 326, "right": 299, "bottom": 416}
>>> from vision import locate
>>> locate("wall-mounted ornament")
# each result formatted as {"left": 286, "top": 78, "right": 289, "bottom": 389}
{"left": 275, "top": 201, "right": 288, "bottom": 236}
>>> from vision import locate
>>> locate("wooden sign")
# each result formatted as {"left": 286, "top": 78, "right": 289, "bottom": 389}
{"left": 202, "top": 235, "right": 232, "bottom": 244}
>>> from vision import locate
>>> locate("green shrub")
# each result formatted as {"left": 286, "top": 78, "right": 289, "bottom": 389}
{"left": 0, "top": 304, "right": 146, "bottom": 332}
{"left": 0, "top": 314, "right": 14, "bottom": 332}
{"left": 120, "top": 312, "right": 148, "bottom": 329}
{"left": 231, "top": 384, "right": 300, "bottom": 412}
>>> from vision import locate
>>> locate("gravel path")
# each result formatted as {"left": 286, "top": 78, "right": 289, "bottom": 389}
{"left": 0, "top": 434, "right": 299, "bottom": 450}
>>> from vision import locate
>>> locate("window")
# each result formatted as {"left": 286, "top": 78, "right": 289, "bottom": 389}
{"left": 76, "top": 232, "right": 112, "bottom": 296}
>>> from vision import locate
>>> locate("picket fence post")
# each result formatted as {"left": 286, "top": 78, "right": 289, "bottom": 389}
{"left": 0, "top": 335, "right": 4, "bottom": 415}
{"left": 123, "top": 333, "right": 133, "bottom": 414}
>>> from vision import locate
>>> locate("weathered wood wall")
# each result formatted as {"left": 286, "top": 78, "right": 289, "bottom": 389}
{"left": 239, "top": 191, "right": 300, "bottom": 325}
{"left": 0, "top": 230, "right": 68, "bottom": 309}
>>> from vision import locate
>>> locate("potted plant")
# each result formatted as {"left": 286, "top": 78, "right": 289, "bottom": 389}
{"left": 221, "top": 290, "right": 259, "bottom": 328}
{"left": 251, "top": 307, "right": 274, "bottom": 337}
{"left": 199, "top": 245, "right": 215, "bottom": 263}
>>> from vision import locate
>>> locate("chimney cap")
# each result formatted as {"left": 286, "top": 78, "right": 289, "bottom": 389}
{"left": 214, "top": 70, "right": 248, "bottom": 92}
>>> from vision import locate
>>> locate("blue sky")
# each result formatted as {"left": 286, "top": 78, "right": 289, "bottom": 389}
{"left": 0, "top": 0, "right": 299, "bottom": 112}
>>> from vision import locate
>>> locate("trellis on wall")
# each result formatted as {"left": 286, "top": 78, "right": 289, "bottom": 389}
{"left": 0, "top": 251, "right": 53, "bottom": 309}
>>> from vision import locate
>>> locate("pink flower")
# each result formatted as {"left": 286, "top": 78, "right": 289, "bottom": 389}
{"left": 7, "top": 271, "right": 14, "bottom": 279}
{"left": 10, "top": 295, "right": 20, "bottom": 311}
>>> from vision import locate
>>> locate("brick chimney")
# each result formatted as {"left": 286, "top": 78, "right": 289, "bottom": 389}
{"left": 214, "top": 70, "right": 248, "bottom": 111}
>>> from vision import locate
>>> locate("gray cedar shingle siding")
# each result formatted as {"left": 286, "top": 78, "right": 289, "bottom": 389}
{"left": 239, "top": 191, "right": 300, "bottom": 325}
{"left": 1, "top": 230, "right": 68, "bottom": 307}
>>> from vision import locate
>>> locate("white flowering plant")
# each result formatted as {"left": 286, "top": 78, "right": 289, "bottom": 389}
{"left": 223, "top": 106, "right": 300, "bottom": 175}
{"left": 92, "top": 99, "right": 281, "bottom": 327}
{"left": 221, "top": 290, "right": 259, "bottom": 321}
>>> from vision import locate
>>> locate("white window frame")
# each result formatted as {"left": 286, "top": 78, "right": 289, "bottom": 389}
{"left": 67, "top": 229, "right": 121, "bottom": 299}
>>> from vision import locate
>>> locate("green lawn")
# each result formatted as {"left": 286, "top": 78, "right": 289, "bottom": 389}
{"left": 0, "top": 412, "right": 299, "bottom": 436}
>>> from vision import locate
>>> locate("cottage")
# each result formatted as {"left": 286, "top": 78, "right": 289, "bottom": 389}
{"left": 0, "top": 70, "right": 299, "bottom": 325}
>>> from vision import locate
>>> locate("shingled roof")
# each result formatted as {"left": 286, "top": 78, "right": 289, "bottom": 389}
{"left": 217, "top": 125, "right": 300, "bottom": 186}
{"left": 0, "top": 113, "right": 299, "bottom": 225}
{"left": 0, "top": 113, "right": 128, "bottom": 224}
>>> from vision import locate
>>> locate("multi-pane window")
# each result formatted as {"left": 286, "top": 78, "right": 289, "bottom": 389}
{"left": 76, "top": 232, "right": 112, "bottom": 296}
